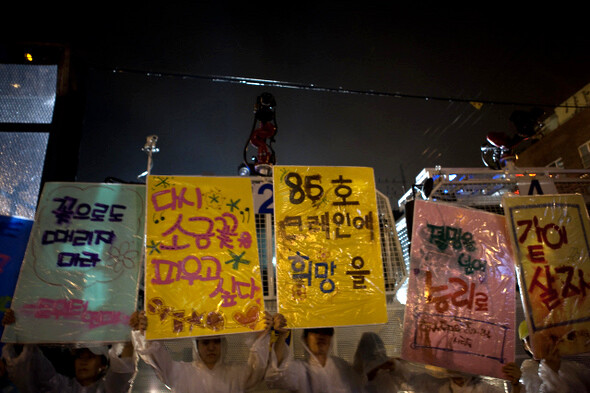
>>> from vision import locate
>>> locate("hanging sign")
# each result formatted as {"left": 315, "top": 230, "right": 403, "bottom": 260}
{"left": 401, "top": 199, "right": 515, "bottom": 379}
{"left": 503, "top": 193, "right": 590, "bottom": 358}
{"left": 145, "top": 175, "right": 266, "bottom": 340}
{"left": 273, "top": 165, "right": 387, "bottom": 328}
{"left": 1, "top": 183, "right": 145, "bottom": 344}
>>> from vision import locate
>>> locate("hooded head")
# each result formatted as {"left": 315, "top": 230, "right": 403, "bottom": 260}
{"left": 353, "top": 332, "right": 389, "bottom": 377}
{"left": 193, "top": 336, "right": 227, "bottom": 370}
{"left": 72, "top": 346, "right": 109, "bottom": 386}
{"left": 302, "top": 328, "right": 334, "bottom": 360}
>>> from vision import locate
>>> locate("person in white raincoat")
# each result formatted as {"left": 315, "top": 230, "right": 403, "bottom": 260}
{"left": 502, "top": 321, "right": 590, "bottom": 393}
{"left": 129, "top": 310, "right": 272, "bottom": 393}
{"left": 264, "top": 314, "right": 363, "bottom": 393}
{"left": 406, "top": 365, "right": 500, "bottom": 393}
{"left": 352, "top": 332, "right": 410, "bottom": 393}
{"left": 1, "top": 309, "right": 137, "bottom": 393}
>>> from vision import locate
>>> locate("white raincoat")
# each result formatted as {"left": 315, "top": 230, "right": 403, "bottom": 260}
{"left": 520, "top": 358, "right": 590, "bottom": 393}
{"left": 405, "top": 366, "right": 500, "bottom": 393}
{"left": 432, "top": 377, "right": 500, "bottom": 393}
{"left": 132, "top": 330, "right": 270, "bottom": 393}
{"left": 264, "top": 333, "right": 363, "bottom": 393}
{"left": 352, "top": 332, "right": 410, "bottom": 393}
{"left": 1, "top": 343, "right": 136, "bottom": 393}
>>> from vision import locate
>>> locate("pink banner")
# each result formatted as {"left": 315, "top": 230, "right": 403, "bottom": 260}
{"left": 401, "top": 200, "right": 515, "bottom": 379}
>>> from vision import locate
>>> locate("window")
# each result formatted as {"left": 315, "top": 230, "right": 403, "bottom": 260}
{"left": 0, "top": 62, "right": 56, "bottom": 219}
{"left": 546, "top": 157, "right": 565, "bottom": 169}
{"left": 579, "top": 140, "right": 590, "bottom": 169}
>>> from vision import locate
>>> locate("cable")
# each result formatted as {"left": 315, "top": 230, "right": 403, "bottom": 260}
{"left": 101, "top": 67, "right": 590, "bottom": 110}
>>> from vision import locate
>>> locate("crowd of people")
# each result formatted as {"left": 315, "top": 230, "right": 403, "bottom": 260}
{"left": 2, "top": 309, "right": 590, "bottom": 392}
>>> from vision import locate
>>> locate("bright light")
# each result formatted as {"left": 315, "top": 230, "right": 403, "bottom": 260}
{"left": 395, "top": 279, "right": 408, "bottom": 305}
{"left": 448, "top": 174, "right": 457, "bottom": 181}
{"left": 24, "top": 53, "right": 33, "bottom": 62}
{"left": 11, "top": 83, "right": 21, "bottom": 89}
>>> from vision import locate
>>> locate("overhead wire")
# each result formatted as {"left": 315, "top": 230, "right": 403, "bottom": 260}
{"left": 102, "top": 66, "right": 590, "bottom": 110}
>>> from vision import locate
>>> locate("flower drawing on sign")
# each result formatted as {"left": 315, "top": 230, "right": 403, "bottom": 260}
{"left": 152, "top": 176, "right": 171, "bottom": 190}
{"left": 106, "top": 241, "right": 139, "bottom": 273}
{"left": 147, "top": 297, "right": 172, "bottom": 321}
{"left": 291, "top": 280, "right": 307, "bottom": 301}
{"left": 225, "top": 250, "right": 250, "bottom": 270}
{"left": 206, "top": 311, "right": 225, "bottom": 331}
{"left": 204, "top": 188, "right": 225, "bottom": 211}
{"left": 186, "top": 310, "right": 205, "bottom": 332}
{"left": 146, "top": 240, "right": 161, "bottom": 255}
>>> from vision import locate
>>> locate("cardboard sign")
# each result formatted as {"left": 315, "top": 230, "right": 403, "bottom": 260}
{"left": 1, "top": 183, "right": 145, "bottom": 344}
{"left": 145, "top": 175, "right": 265, "bottom": 339}
{"left": 273, "top": 165, "right": 387, "bottom": 328}
{"left": 402, "top": 200, "right": 515, "bottom": 379}
{"left": 503, "top": 193, "right": 590, "bottom": 358}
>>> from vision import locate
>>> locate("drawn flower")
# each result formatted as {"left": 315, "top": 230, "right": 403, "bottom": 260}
{"left": 205, "top": 311, "right": 225, "bottom": 331}
{"left": 106, "top": 241, "right": 140, "bottom": 273}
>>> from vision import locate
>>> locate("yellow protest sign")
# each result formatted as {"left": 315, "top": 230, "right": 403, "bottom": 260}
{"left": 273, "top": 165, "right": 387, "bottom": 328}
{"left": 503, "top": 193, "right": 590, "bottom": 358}
{"left": 145, "top": 175, "right": 265, "bottom": 339}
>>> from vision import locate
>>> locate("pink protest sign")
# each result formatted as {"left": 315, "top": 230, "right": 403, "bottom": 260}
{"left": 401, "top": 200, "right": 515, "bottom": 379}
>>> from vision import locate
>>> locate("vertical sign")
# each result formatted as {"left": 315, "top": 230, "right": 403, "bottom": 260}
{"left": 1, "top": 183, "right": 145, "bottom": 344}
{"left": 273, "top": 165, "right": 386, "bottom": 328}
{"left": 401, "top": 200, "right": 515, "bottom": 379}
{"left": 145, "top": 175, "right": 265, "bottom": 340}
{"left": 503, "top": 193, "right": 590, "bottom": 358}
{"left": 0, "top": 215, "right": 33, "bottom": 344}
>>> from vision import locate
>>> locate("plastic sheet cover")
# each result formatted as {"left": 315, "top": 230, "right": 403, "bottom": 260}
{"left": 1, "top": 183, "right": 145, "bottom": 344}
{"left": 145, "top": 175, "right": 266, "bottom": 340}
{"left": 273, "top": 165, "right": 387, "bottom": 328}
{"left": 0, "top": 215, "right": 33, "bottom": 344}
{"left": 503, "top": 193, "right": 590, "bottom": 359}
{"left": 401, "top": 199, "right": 515, "bottom": 379}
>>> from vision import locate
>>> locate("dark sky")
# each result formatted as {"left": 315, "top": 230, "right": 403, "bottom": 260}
{"left": 10, "top": 4, "right": 590, "bottom": 204}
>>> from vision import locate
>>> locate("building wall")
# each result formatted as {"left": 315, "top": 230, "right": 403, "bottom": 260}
{"left": 516, "top": 107, "right": 590, "bottom": 168}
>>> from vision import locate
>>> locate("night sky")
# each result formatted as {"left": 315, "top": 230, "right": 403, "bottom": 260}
{"left": 11, "top": 4, "right": 590, "bottom": 204}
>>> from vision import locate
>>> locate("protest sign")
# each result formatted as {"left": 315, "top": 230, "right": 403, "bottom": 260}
{"left": 1, "top": 183, "right": 145, "bottom": 344}
{"left": 145, "top": 175, "right": 265, "bottom": 339}
{"left": 0, "top": 215, "right": 33, "bottom": 343}
{"left": 273, "top": 165, "right": 387, "bottom": 328}
{"left": 503, "top": 193, "right": 590, "bottom": 358}
{"left": 401, "top": 199, "right": 515, "bottom": 379}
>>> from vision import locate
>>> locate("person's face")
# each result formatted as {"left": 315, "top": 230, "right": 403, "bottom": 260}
{"left": 197, "top": 338, "right": 222, "bottom": 369}
{"left": 74, "top": 350, "right": 104, "bottom": 386}
{"left": 305, "top": 332, "right": 332, "bottom": 356}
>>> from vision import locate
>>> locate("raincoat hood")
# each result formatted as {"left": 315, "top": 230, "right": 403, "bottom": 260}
{"left": 192, "top": 335, "right": 229, "bottom": 369}
{"left": 353, "top": 332, "right": 389, "bottom": 376}
{"left": 299, "top": 329, "right": 335, "bottom": 366}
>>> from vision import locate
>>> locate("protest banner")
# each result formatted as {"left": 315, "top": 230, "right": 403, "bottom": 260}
{"left": 0, "top": 215, "right": 33, "bottom": 344}
{"left": 503, "top": 193, "right": 590, "bottom": 358}
{"left": 1, "top": 183, "right": 145, "bottom": 344}
{"left": 273, "top": 165, "right": 387, "bottom": 328}
{"left": 401, "top": 199, "right": 515, "bottom": 379}
{"left": 145, "top": 175, "right": 265, "bottom": 340}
